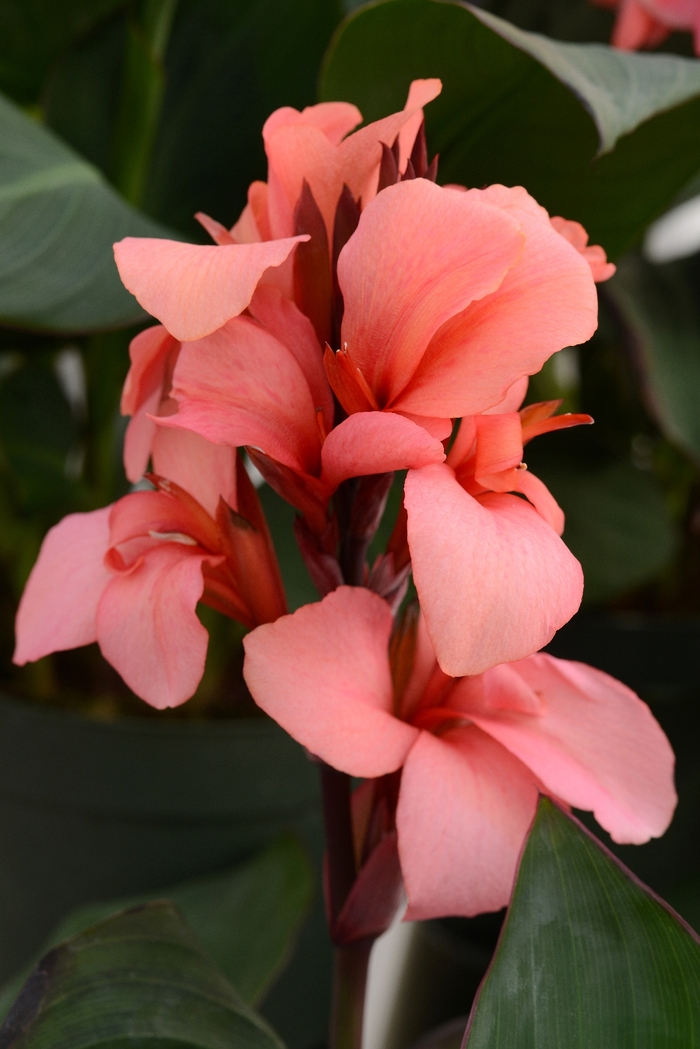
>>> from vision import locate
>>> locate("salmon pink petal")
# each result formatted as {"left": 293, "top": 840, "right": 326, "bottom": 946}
{"left": 513, "top": 469, "right": 565, "bottom": 534}
{"left": 338, "top": 180, "right": 524, "bottom": 407}
{"left": 474, "top": 413, "right": 523, "bottom": 479}
{"left": 113, "top": 236, "right": 307, "bottom": 341}
{"left": 613, "top": 0, "right": 670, "bottom": 46}
{"left": 14, "top": 507, "right": 113, "bottom": 664}
{"left": 243, "top": 587, "right": 419, "bottom": 777}
{"left": 124, "top": 384, "right": 161, "bottom": 482}
{"left": 398, "top": 726, "right": 539, "bottom": 919}
{"left": 549, "top": 216, "right": 616, "bottom": 282}
{"left": 151, "top": 428, "right": 237, "bottom": 517}
{"left": 265, "top": 124, "right": 342, "bottom": 239}
{"left": 263, "top": 101, "right": 362, "bottom": 145}
{"left": 405, "top": 464, "right": 583, "bottom": 676}
{"left": 170, "top": 316, "right": 321, "bottom": 475}
{"left": 483, "top": 376, "right": 529, "bottom": 415}
{"left": 121, "top": 324, "right": 175, "bottom": 416}
{"left": 461, "top": 654, "right": 677, "bottom": 844}
{"left": 397, "top": 185, "right": 598, "bottom": 418}
{"left": 397, "top": 79, "right": 443, "bottom": 168}
{"left": 395, "top": 412, "right": 452, "bottom": 441}
{"left": 248, "top": 285, "right": 333, "bottom": 431}
{"left": 97, "top": 544, "right": 215, "bottom": 709}
{"left": 321, "top": 413, "right": 445, "bottom": 489}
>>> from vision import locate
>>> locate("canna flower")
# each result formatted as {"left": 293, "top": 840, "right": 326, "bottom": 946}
{"left": 13, "top": 449, "right": 285, "bottom": 708}
{"left": 243, "top": 586, "right": 677, "bottom": 919}
{"left": 594, "top": 0, "right": 700, "bottom": 52}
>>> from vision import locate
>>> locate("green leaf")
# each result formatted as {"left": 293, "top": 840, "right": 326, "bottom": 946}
{"left": 465, "top": 797, "right": 700, "bottom": 1049}
{"left": 529, "top": 456, "right": 678, "bottom": 604}
{"left": 320, "top": 0, "right": 700, "bottom": 255}
{"left": 605, "top": 254, "right": 700, "bottom": 465}
{"left": 0, "top": 901, "right": 286, "bottom": 1049}
{"left": 0, "top": 0, "right": 126, "bottom": 105}
{"left": 0, "top": 837, "right": 313, "bottom": 1024}
{"left": 0, "top": 90, "right": 178, "bottom": 333}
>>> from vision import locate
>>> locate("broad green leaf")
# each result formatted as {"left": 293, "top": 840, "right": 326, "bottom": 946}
{"left": 0, "top": 91, "right": 177, "bottom": 333}
{"left": 605, "top": 254, "right": 700, "bottom": 465}
{"left": 320, "top": 0, "right": 700, "bottom": 255}
{"left": 528, "top": 456, "right": 678, "bottom": 604}
{"left": 0, "top": 901, "right": 286, "bottom": 1049}
{"left": 0, "top": 837, "right": 313, "bottom": 1023}
{"left": 465, "top": 797, "right": 700, "bottom": 1049}
{"left": 0, "top": 0, "right": 126, "bottom": 105}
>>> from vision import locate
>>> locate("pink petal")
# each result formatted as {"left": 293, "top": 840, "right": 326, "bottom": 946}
{"left": 124, "top": 384, "right": 161, "bottom": 482}
{"left": 14, "top": 507, "right": 113, "bottom": 664}
{"left": 513, "top": 469, "right": 565, "bottom": 535}
{"left": 263, "top": 101, "right": 363, "bottom": 146}
{"left": 248, "top": 284, "right": 333, "bottom": 432}
{"left": 243, "top": 587, "right": 419, "bottom": 777}
{"left": 151, "top": 427, "right": 237, "bottom": 517}
{"left": 474, "top": 413, "right": 523, "bottom": 478}
{"left": 338, "top": 180, "right": 524, "bottom": 408}
{"left": 113, "top": 236, "right": 306, "bottom": 341}
{"left": 483, "top": 376, "right": 529, "bottom": 415}
{"left": 170, "top": 315, "right": 321, "bottom": 475}
{"left": 321, "top": 412, "right": 445, "bottom": 489}
{"left": 460, "top": 654, "right": 677, "bottom": 845}
{"left": 398, "top": 726, "right": 539, "bottom": 919}
{"left": 396, "top": 79, "right": 443, "bottom": 169}
{"left": 396, "top": 185, "right": 598, "bottom": 417}
{"left": 404, "top": 464, "right": 583, "bottom": 676}
{"left": 613, "top": 0, "right": 671, "bottom": 46}
{"left": 97, "top": 544, "right": 214, "bottom": 709}
{"left": 121, "top": 324, "right": 175, "bottom": 416}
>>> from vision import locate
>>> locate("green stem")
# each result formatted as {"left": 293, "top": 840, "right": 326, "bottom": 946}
{"left": 331, "top": 940, "right": 373, "bottom": 1049}
{"left": 111, "top": 0, "right": 179, "bottom": 207}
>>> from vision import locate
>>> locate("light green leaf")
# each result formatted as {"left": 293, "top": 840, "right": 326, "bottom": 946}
{"left": 0, "top": 90, "right": 178, "bottom": 333}
{"left": 465, "top": 797, "right": 700, "bottom": 1049}
{"left": 471, "top": 7, "right": 700, "bottom": 155}
{"left": 0, "top": 837, "right": 313, "bottom": 1023}
{"left": 320, "top": 0, "right": 700, "bottom": 255}
{"left": 0, "top": 901, "right": 286, "bottom": 1049}
{"left": 605, "top": 254, "right": 700, "bottom": 465}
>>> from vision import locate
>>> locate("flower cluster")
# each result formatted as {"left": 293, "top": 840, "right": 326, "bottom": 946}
{"left": 14, "top": 80, "right": 676, "bottom": 924}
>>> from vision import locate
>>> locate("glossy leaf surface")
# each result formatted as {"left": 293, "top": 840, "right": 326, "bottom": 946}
{"left": 0, "top": 837, "right": 313, "bottom": 1022}
{"left": 0, "top": 902, "right": 286, "bottom": 1049}
{"left": 465, "top": 797, "right": 700, "bottom": 1048}
{"left": 0, "top": 91, "right": 175, "bottom": 333}
{"left": 321, "top": 0, "right": 700, "bottom": 256}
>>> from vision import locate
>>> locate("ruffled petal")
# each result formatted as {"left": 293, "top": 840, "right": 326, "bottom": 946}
{"left": 113, "top": 236, "right": 306, "bottom": 341}
{"left": 338, "top": 180, "right": 524, "bottom": 407}
{"left": 460, "top": 654, "right": 677, "bottom": 844}
{"left": 248, "top": 284, "right": 333, "bottom": 432}
{"left": 151, "top": 427, "right": 237, "bottom": 518}
{"left": 397, "top": 185, "right": 598, "bottom": 417}
{"left": 263, "top": 101, "right": 363, "bottom": 146}
{"left": 14, "top": 507, "right": 113, "bottom": 663}
{"left": 398, "top": 726, "right": 539, "bottom": 919}
{"left": 170, "top": 315, "right": 321, "bottom": 475}
{"left": 97, "top": 544, "right": 213, "bottom": 709}
{"left": 321, "top": 412, "right": 445, "bottom": 489}
{"left": 121, "top": 324, "right": 175, "bottom": 416}
{"left": 243, "top": 587, "right": 419, "bottom": 777}
{"left": 404, "top": 464, "right": 583, "bottom": 676}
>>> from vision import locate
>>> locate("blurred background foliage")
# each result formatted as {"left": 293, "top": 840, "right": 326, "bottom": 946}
{"left": 1, "top": 0, "right": 700, "bottom": 724}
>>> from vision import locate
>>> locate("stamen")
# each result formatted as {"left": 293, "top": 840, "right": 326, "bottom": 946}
{"left": 148, "top": 530, "right": 198, "bottom": 545}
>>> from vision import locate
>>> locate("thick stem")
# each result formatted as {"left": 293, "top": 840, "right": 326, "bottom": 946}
{"left": 330, "top": 940, "right": 373, "bottom": 1049}
{"left": 320, "top": 763, "right": 356, "bottom": 927}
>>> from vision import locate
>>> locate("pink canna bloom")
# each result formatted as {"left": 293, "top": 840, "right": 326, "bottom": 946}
{"left": 404, "top": 395, "right": 593, "bottom": 676}
{"left": 243, "top": 586, "right": 677, "bottom": 920}
{"left": 14, "top": 451, "right": 285, "bottom": 709}
{"left": 594, "top": 0, "right": 700, "bottom": 52}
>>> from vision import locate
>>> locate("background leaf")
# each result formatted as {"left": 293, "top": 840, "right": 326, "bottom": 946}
{"left": 0, "top": 836, "right": 313, "bottom": 1024}
{"left": 464, "top": 798, "right": 700, "bottom": 1049}
{"left": 320, "top": 0, "right": 700, "bottom": 256}
{"left": 0, "top": 0, "right": 126, "bottom": 105}
{"left": 0, "top": 901, "right": 286, "bottom": 1049}
{"left": 0, "top": 90, "right": 177, "bottom": 333}
{"left": 606, "top": 253, "right": 700, "bottom": 466}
